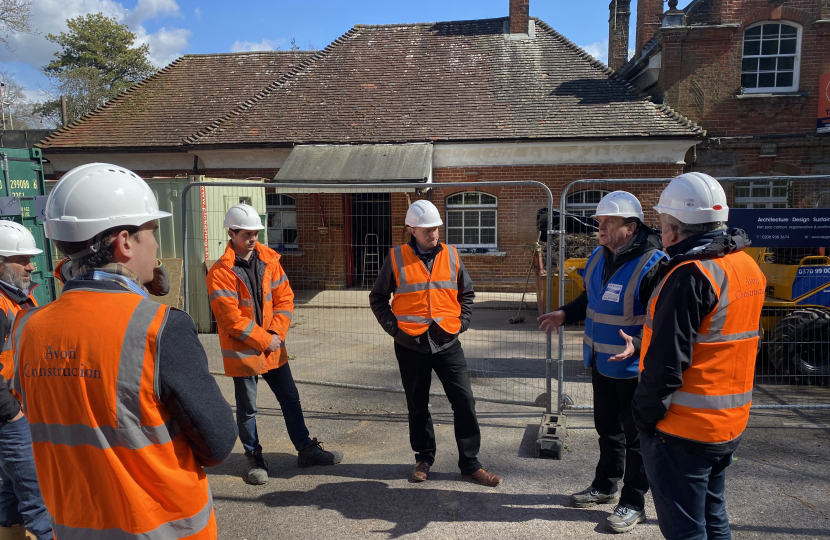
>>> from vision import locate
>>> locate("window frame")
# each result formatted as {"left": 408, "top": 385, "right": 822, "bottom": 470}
{"left": 732, "top": 180, "right": 791, "bottom": 209}
{"left": 265, "top": 194, "right": 299, "bottom": 251}
{"left": 445, "top": 192, "right": 498, "bottom": 249}
{"left": 740, "top": 21, "right": 802, "bottom": 94}
{"left": 566, "top": 190, "right": 610, "bottom": 217}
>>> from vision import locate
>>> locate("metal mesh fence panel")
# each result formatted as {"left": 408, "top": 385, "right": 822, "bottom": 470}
{"left": 558, "top": 176, "right": 830, "bottom": 411}
{"left": 182, "top": 181, "right": 557, "bottom": 409}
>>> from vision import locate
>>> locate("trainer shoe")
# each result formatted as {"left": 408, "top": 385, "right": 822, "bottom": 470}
{"left": 246, "top": 450, "right": 268, "bottom": 485}
{"left": 606, "top": 504, "right": 646, "bottom": 533}
{"left": 571, "top": 486, "right": 620, "bottom": 508}
{"left": 411, "top": 461, "right": 430, "bottom": 482}
{"left": 297, "top": 438, "right": 343, "bottom": 468}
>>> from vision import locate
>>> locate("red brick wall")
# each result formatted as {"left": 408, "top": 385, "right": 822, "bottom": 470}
{"left": 636, "top": 0, "right": 664, "bottom": 55}
{"left": 609, "top": 0, "right": 632, "bottom": 71}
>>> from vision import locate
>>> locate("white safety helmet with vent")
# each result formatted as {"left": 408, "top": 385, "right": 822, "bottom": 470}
{"left": 224, "top": 204, "right": 264, "bottom": 230}
{"left": 0, "top": 221, "right": 43, "bottom": 257}
{"left": 45, "top": 163, "right": 171, "bottom": 244}
{"left": 405, "top": 200, "right": 443, "bottom": 228}
{"left": 591, "top": 191, "right": 644, "bottom": 221}
{"left": 654, "top": 172, "right": 729, "bottom": 224}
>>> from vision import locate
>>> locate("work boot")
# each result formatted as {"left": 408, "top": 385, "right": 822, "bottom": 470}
{"left": 246, "top": 449, "right": 269, "bottom": 485}
{"left": 411, "top": 461, "right": 430, "bottom": 482}
{"left": 571, "top": 486, "right": 620, "bottom": 508}
{"left": 464, "top": 468, "right": 502, "bottom": 487}
{"left": 297, "top": 438, "right": 343, "bottom": 468}
{"left": 606, "top": 504, "right": 646, "bottom": 533}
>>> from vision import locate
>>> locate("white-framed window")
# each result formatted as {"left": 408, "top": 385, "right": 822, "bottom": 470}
{"left": 741, "top": 22, "right": 801, "bottom": 93}
{"left": 445, "top": 192, "right": 497, "bottom": 248}
{"left": 733, "top": 180, "right": 790, "bottom": 208}
{"left": 266, "top": 194, "right": 298, "bottom": 251}
{"left": 566, "top": 190, "right": 609, "bottom": 217}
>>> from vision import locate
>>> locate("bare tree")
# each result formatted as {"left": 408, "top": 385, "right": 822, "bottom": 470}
{"left": 0, "top": 68, "right": 49, "bottom": 129}
{"left": 0, "top": 0, "right": 35, "bottom": 51}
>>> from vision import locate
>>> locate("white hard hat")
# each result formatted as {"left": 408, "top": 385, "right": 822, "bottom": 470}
{"left": 591, "top": 191, "right": 644, "bottom": 221}
{"left": 0, "top": 221, "right": 43, "bottom": 257}
{"left": 45, "top": 163, "right": 171, "bottom": 242}
{"left": 224, "top": 204, "right": 264, "bottom": 230}
{"left": 654, "top": 172, "right": 729, "bottom": 224}
{"left": 405, "top": 200, "right": 443, "bottom": 228}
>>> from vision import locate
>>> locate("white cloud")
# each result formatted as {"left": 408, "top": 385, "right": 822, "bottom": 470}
{"left": 124, "top": 0, "right": 182, "bottom": 28}
{"left": 230, "top": 39, "right": 284, "bottom": 53}
{"left": 579, "top": 39, "right": 609, "bottom": 65}
{"left": 135, "top": 26, "right": 191, "bottom": 67}
{"left": 194, "top": 8, "right": 202, "bottom": 21}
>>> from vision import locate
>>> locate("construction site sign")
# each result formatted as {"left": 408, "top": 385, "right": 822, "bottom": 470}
{"left": 729, "top": 208, "right": 830, "bottom": 247}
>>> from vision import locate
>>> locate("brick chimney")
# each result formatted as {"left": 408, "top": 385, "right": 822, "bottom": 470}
{"left": 636, "top": 0, "right": 664, "bottom": 56}
{"left": 607, "top": 0, "right": 631, "bottom": 70}
{"left": 510, "top": 0, "right": 530, "bottom": 34}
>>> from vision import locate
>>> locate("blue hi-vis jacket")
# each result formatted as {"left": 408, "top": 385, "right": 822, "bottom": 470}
{"left": 581, "top": 246, "right": 665, "bottom": 378}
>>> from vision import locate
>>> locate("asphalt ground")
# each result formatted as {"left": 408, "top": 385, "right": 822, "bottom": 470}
{"left": 205, "top": 375, "right": 830, "bottom": 540}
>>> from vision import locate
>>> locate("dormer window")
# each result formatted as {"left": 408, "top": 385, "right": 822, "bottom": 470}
{"left": 741, "top": 22, "right": 801, "bottom": 93}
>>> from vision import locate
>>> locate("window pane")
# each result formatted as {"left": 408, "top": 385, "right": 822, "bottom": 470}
{"left": 282, "top": 195, "right": 296, "bottom": 206}
{"left": 745, "top": 26, "right": 762, "bottom": 37}
{"left": 270, "top": 229, "right": 283, "bottom": 243}
{"left": 284, "top": 229, "right": 298, "bottom": 243}
{"left": 464, "top": 211, "right": 479, "bottom": 227}
{"left": 758, "top": 72, "right": 775, "bottom": 87}
{"left": 743, "top": 40, "right": 760, "bottom": 56}
{"left": 282, "top": 211, "right": 297, "bottom": 228}
{"left": 567, "top": 192, "right": 583, "bottom": 204}
{"left": 464, "top": 229, "right": 479, "bottom": 245}
{"left": 480, "top": 193, "right": 496, "bottom": 205}
{"left": 741, "top": 73, "right": 758, "bottom": 88}
{"left": 759, "top": 57, "right": 776, "bottom": 71}
{"left": 778, "top": 56, "right": 795, "bottom": 70}
{"left": 448, "top": 211, "right": 462, "bottom": 227}
{"left": 481, "top": 210, "right": 496, "bottom": 227}
{"left": 772, "top": 187, "right": 787, "bottom": 197}
{"left": 447, "top": 194, "right": 463, "bottom": 205}
{"left": 585, "top": 191, "right": 604, "bottom": 203}
{"left": 742, "top": 58, "right": 758, "bottom": 71}
{"left": 463, "top": 193, "right": 479, "bottom": 205}
{"left": 772, "top": 203, "right": 787, "bottom": 209}
{"left": 266, "top": 194, "right": 279, "bottom": 206}
{"left": 761, "top": 39, "right": 778, "bottom": 55}
{"left": 779, "top": 39, "right": 796, "bottom": 54}
{"left": 780, "top": 24, "right": 797, "bottom": 36}
{"left": 762, "top": 24, "right": 780, "bottom": 37}
{"left": 776, "top": 72, "right": 793, "bottom": 87}
{"left": 481, "top": 228, "right": 496, "bottom": 244}
{"left": 752, "top": 186, "right": 771, "bottom": 197}
{"left": 447, "top": 228, "right": 463, "bottom": 244}
{"left": 734, "top": 203, "right": 748, "bottom": 209}
{"left": 269, "top": 213, "right": 282, "bottom": 228}
{"left": 735, "top": 186, "right": 750, "bottom": 197}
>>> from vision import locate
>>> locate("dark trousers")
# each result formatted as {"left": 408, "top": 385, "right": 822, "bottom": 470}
{"left": 233, "top": 362, "right": 313, "bottom": 455}
{"left": 394, "top": 340, "right": 482, "bottom": 475}
{"left": 641, "top": 431, "right": 733, "bottom": 540}
{"left": 591, "top": 368, "right": 649, "bottom": 510}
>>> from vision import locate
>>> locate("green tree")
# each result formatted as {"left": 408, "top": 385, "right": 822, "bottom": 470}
{"left": 39, "top": 13, "right": 157, "bottom": 124}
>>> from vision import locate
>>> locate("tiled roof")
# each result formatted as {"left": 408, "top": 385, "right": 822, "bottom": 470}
{"left": 38, "top": 51, "right": 313, "bottom": 150}
{"left": 189, "top": 17, "right": 702, "bottom": 146}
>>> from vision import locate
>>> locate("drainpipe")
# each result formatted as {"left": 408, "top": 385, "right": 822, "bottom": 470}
{"left": 1, "top": 153, "right": 10, "bottom": 197}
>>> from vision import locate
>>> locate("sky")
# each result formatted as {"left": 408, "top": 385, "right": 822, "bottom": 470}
{"left": 0, "top": 0, "right": 640, "bottom": 108}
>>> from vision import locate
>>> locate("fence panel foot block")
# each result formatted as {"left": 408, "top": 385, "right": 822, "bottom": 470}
{"left": 535, "top": 413, "right": 567, "bottom": 459}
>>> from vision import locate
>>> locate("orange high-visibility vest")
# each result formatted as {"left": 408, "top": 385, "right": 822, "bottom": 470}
{"left": 640, "top": 251, "right": 765, "bottom": 444}
{"left": 11, "top": 288, "right": 216, "bottom": 540}
{"left": 0, "top": 287, "right": 37, "bottom": 383}
{"left": 206, "top": 243, "right": 293, "bottom": 377}
{"left": 390, "top": 243, "right": 462, "bottom": 336}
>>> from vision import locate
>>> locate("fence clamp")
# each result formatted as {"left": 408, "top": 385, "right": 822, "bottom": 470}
{"left": 548, "top": 229, "right": 565, "bottom": 236}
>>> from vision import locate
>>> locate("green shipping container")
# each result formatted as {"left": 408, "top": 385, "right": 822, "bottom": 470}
{"left": 0, "top": 148, "right": 54, "bottom": 306}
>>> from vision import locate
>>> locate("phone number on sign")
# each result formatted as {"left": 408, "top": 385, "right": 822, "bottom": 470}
{"left": 758, "top": 234, "right": 790, "bottom": 240}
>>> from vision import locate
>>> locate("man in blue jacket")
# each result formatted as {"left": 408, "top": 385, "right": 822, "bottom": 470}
{"left": 538, "top": 191, "right": 665, "bottom": 533}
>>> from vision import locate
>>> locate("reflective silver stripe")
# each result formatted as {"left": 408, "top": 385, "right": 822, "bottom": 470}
{"left": 153, "top": 308, "right": 171, "bottom": 401}
{"left": 238, "top": 320, "right": 256, "bottom": 342}
{"left": 240, "top": 299, "right": 252, "bottom": 308}
{"left": 671, "top": 389, "right": 753, "bottom": 410}
{"left": 586, "top": 307, "right": 647, "bottom": 326}
{"left": 396, "top": 282, "right": 430, "bottom": 294}
{"left": 582, "top": 249, "right": 602, "bottom": 287}
{"left": 393, "top": 246, "right": 406, "bottom": 287}
{"left": 275, "top": 310, "right": 293, "bottom": 321}
{"left": 2, "top": 312, "right": 13, "bottom": 352}
{"left": 699, "top": 260, "right": 729, "bottom": 336}
{"left": 696, "top": 329, "right": 759, "bottom": 343}
{"left": 116, "top": 300, "right": 160, "bottom": 432}
{"left": 208, "top": 289, "right": 238, "bottom": 302}
{"left": 51, "top": 488, "right": 214, "bottom": 540}
{"left": 396, "top": 315, "right": 433, "bottom": 325}
{"left": 29, "top": 418, "right": 181, "bottom": 451}
{"left": 448, "top": 246, "right": 457, "bottom": 279}
{"left": 622, "top": 250, "right": 660, "bottom": 321}
{"left": 264, "top": 293, "right": 272, "bottom": 302}
{"left": 270, "top": 274, "right": 288, "bottom": 289}
{"left": 11, "top": 307, "right": 40, "bottom": 414}
{"left": 429, "top": 281, "right": 458, "bottom": 291}
{"left": 582, "top": 335, "right": 627, "bottom": 355}
{"left": 221, "top": 348, "right": 260, "bottom": 359}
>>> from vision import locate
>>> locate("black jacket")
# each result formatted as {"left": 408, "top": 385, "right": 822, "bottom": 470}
{"left": 559, "top": 224, "right": 665, "bottom": 353}
{"left": 369, "top": 238, "right": 475, "bottom": 354}
{"left": 0, "top": 281, "right": 35, "bottom": 423}
{"left": 632, "top": 229, "right": 751, "bottom": 455}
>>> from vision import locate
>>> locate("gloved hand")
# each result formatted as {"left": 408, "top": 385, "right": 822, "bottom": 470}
{"left": 146, "top": 260, "right": 170, "bottom": 297}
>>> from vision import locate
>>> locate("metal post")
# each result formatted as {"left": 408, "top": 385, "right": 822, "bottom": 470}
{"left": 1, "top": 153, "right": 10, "bottom": 198}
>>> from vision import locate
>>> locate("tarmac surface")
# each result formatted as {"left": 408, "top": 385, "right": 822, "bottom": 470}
{"left": 205, "top": 375, "right": 830, "bottom": 540}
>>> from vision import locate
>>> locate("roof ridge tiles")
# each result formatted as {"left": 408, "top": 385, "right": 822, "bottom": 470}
{"left": 353, "top": 16, "right": 509, "bottom": 29}
{"left": 183, "top": 51, "right": 313, "bottom": 58}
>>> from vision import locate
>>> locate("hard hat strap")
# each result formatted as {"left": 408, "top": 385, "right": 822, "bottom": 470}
{"left": 67, "top": 234, "right": 104, "bottom": 260}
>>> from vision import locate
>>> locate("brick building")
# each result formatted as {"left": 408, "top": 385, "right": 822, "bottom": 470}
{"left": 616, "top": 0, "right": 830, "bottom": 209}
{"left": 38, "top": 1, "right": 702, "bottom": 291}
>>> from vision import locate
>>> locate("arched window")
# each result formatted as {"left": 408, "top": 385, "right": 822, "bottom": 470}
{"left": 266, "top": 194, "right": 298, "bottom": 251}
{"left": 445, "top": 192, "right": 497, "bottom": 248}
{"left": 741, "top": 22, "right": 801, "bottom": 93}
{"left": 566, "top": 190, "right": 608, "bottom": 217}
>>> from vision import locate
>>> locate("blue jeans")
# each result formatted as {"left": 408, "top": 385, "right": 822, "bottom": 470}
{"left": 641, "top": 430, "right": 733, "bottom": 540}
{"left": 233, "top": 363, "right": 312, "bottom": 455}
{"left": 0, "top": 415, "right": 53, "bottom": 539}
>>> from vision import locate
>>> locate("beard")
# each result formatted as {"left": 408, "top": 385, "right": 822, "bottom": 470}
{"left": 0, "top": 265, "right": 30, "bottom": 291}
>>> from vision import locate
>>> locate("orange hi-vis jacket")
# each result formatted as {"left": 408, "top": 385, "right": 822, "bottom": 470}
{"left": 206, "top": 243, "right": 294, "bottom": 377}
{"left": 10, "top": 287, "right": 216, "bottom": 540}
{"left": 0, "top": 286, "right": 37, "bottom": 383}
{"left": 390, "top": 243, "right": 462, "bottom": 336}
{"left": 640, "top": 251, "right": 766, "bottom": 444}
